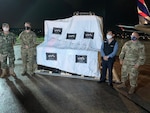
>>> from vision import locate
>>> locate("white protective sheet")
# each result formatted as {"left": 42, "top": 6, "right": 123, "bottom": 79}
{"left": 37, "top": 15, "right": 103, "bottom": 77}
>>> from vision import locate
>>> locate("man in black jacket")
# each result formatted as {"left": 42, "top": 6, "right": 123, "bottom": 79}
{"left": 98, "top": 30, "right": 118, "bottom": 87}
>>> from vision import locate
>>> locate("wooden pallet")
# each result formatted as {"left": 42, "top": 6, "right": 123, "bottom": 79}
{"left": 35, "top": 69, "right": 100, "bottom": 81}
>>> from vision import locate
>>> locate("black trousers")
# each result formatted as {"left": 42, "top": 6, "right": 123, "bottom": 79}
{"left": 100, "top": 58, "right": 114, "bottom": 84}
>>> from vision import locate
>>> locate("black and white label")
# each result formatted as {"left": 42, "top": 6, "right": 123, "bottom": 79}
{"left": 75, "top": 55, "right": 87, "bottom": 63}
{"left": 46, "top": 53, "right": 57, "bottom": 60}
{"left": 52, "top": 27, "right": 62, "bottom": 34}
{"left": 66, "top": 33, "right": 76, "bottom": 40}
{"left": 84, "top": 32, "right": 94, "bottom": 39}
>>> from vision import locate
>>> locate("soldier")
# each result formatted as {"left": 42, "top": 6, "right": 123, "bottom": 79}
{"left": 0, "top": 23, "right": 16, "bottom": 77}
{"left": 117, "top": 32, "right": 145, "bottom": 94}
{"left": 19, "top": 22, "right": 37, "bottom": 76}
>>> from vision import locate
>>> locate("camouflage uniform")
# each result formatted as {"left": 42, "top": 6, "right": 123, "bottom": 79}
{"left": 0, "top": 31, "right": 16, "bottom": 69}
{"left": 19, "top": 31, "right": 37, "bottom": 75}
{"left": 119, "top": 40, "right": 145, "bottom": 87}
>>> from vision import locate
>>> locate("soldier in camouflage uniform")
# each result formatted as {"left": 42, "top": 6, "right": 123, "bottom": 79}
{"left": 117, "top": 32, "right": 145, "bottom": 94}
{"left": 19, "top": 22, "right": 37, "bottom": 76}
{"left": 0, "top": 23, "right": 16, "bottom": 77}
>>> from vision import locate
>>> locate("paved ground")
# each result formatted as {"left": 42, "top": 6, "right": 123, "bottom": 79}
{"left": 0, "top": 45, "right": 149, "bottom": 113}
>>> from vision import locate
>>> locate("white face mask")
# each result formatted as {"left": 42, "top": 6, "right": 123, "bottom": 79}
{"left": 3, "top": 27, "right": 9, "bottom": 32}
{"left": 106, "top": 34, "right": 112, "bottom": 40}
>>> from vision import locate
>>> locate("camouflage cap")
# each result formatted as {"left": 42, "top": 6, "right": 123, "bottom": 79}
{"left": 2, "top": 23, "right": 9, "bottom": 27}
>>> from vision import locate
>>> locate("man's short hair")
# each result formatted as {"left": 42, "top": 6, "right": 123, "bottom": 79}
{"left": 25, "top": 22, "right": 31, "bottom": 26}
{"left": 132, "top": 31, "right": 139, "bottom": 38}
{"left": 133, "top": 31, "right": 139, "bottom": 35}
{"left": 107, "top": 30, "right": 115, "bottom": 34}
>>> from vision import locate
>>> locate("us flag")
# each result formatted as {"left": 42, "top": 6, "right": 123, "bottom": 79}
{"left": 137, "top": 0, "right": 150, "bottom": 24}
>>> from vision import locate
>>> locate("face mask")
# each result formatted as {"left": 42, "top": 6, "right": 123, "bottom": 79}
{"left": 25, "top": 26, "right": 31, "bottom": 30}
{"left": 106, "top": 34, "right": 112, "bottom": 40}
{"left": 3, "top": 27, "right": 9, "bottom": 32}
{"left": 131, "top": 36, "right": 137, "bottom": 41}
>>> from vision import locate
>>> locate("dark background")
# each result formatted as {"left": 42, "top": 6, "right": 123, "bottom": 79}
{"left": 0, "top": 0, "right": 150, "bottom": 32}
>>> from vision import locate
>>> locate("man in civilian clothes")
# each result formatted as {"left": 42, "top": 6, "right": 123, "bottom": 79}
{"left": 98, "top": 30, "right": 118, "bottom": 87}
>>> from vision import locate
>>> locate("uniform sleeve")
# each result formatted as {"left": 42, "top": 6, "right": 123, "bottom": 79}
{"left": 136, "top": 44, "right": 145, "bottom": 66}
{"left": 18, "top": 32, "right": 25, "bottom": 47}
{"left": 12, "top": 33, "right": 16, "bottom": 45}
{"left": 119, "top": 43, "right": 126, "bottom": 60}
{"left": 0, "top": 32, "right": 3, "bottom": 51}
{"left": 31, "top": 32, "right": 37, "bottom": 48}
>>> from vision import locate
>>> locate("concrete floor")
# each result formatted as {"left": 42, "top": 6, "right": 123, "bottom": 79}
{"left": 0, "top": 74, "right": 149, "bottom": 113}
{"left": 0, "top": 45, "right": 149, "bottom": 113}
